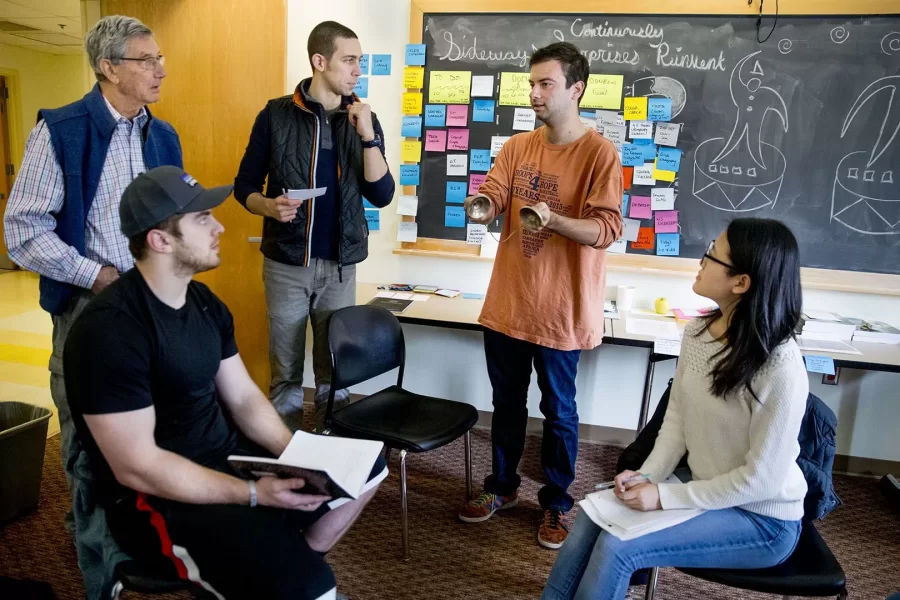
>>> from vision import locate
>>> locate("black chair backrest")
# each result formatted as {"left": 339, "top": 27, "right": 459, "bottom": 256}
{"left": 328, "top": 305, "right": 405, "bottom": 390}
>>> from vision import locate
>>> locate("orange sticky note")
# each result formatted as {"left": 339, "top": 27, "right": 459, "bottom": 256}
{"left": 653, "top": 159, "right": 677, "bottom": 182}
{"left": 632, "top": 227, "right": 655, "bottom": 250}
{"left": 623, "top": 167, "right": 634, "bottom": 191}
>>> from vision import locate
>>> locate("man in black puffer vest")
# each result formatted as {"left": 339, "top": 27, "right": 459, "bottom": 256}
{"left": 234, "top": 21, "right": 395, "bottom": 432}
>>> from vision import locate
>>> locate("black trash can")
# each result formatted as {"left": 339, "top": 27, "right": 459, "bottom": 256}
{"left": 0, "top": 401, "right": 52, "bottom": 523}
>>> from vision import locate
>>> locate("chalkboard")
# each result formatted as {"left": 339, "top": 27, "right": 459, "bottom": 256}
{"left": 413, "top": 13, "right": 900, "bottom": 275}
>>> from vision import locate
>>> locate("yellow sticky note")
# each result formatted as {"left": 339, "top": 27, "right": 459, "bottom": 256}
{"left": 403, "top": 66, "right": 425, "bottom": 89}
{"left": 401, "top": 140, "right": 422, "bottom": 163}
{"left": 499, "top": 72, "right": 532, "bottom": 107}
{"left": 653, "top": 159, "right": 677, "bottom": 182}
{"left": 580, "top": 74, "right": 624, "bottom": 110}
{"left": 623, "top": 97, "right": 648, "bottom": 120}
{"left": 429, "top": 71, "right": 472, "bottom": 104}
{"left": 402, "top": 92, "right": 423, "bottom": 115}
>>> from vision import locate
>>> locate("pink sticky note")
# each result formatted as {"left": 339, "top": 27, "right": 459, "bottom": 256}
{"left": 447, "top": 129, "right": 470, "bottom": 151}
{"left": 655, "top": 210, "right": 678, "bottom": 233}
{"left": 447, "top": 105, "right": 469, "bottom": 127}
{"left": 425, "top": 129, "right": 447, "bottom": 152}
{"left": 469, "top": 173, "right": 487, "bottom": 195}
{"left": 629, "top": 195, "right": 651, "bottom": 219}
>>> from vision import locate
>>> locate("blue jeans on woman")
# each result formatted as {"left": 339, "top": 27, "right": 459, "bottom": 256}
{"left": 541, "top": 508, "right": 801, "bottom": 600}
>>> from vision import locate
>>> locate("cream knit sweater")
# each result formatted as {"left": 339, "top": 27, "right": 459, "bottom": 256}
{"left": 639, "top": 319, "right": 809, "bottom": 521}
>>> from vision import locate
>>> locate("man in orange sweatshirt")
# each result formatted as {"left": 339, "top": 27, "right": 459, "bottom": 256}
{"left": 458, "top": 42, "right": 623, "bottom": 549}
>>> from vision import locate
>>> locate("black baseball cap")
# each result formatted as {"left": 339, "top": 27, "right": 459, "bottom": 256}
{"left": 120, "top": 166, "right": 233, "bottom": 237}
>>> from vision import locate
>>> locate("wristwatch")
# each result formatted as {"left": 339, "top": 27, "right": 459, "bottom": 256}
{"left": 248, "top": 480, "right": 258, "bottom": 508}
{"left": 361, "top": 134, "right": 381, "bottom": 149}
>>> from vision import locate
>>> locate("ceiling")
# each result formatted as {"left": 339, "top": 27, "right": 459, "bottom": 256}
{"left": 0, "top": 0, "right": 83, "bottom": 55}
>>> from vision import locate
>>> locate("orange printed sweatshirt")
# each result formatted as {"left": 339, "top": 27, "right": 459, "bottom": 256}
{"left": 477, "top": 128, "right": 623, "bottom": 351}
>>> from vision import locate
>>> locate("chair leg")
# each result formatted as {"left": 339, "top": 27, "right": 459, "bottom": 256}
{"left": 464, "top": 430, "right": 473, "bottom": 501}
{"left": 837, "top": 591, "right": 848, "bottom": 600}
{"left": 400, "top": 449, "right": 410, "bottom": 562}
{"left": 109, "top": 581, "right": 123, "bottom": 600}
{"left": 643, "top": 567, "right": 660, "bottom": 600}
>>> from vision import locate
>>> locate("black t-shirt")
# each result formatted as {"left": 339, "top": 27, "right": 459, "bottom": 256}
{"left": 64, "top": 268, "right": 240, "bottom": 500}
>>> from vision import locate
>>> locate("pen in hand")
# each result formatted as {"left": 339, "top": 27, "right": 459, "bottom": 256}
{"left": 595, "top": 473, "right": 651, "bottom": 491}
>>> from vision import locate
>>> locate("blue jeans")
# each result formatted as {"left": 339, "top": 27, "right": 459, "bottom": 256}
{"left": 542, "top": 509, "right": 801, "bottom": 600}
{"left": 483, "top": 328, "right": 581, "bottom": 512}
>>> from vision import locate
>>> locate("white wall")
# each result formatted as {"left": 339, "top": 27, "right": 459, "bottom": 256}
{"left": 286, "top": 0, "right": 900, "bottom": 462}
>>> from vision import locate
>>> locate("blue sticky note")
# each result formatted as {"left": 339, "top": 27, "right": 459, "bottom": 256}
{"left": 372, "top": 54, "right": 391, "bottom": 76}
{"left": 462, "top": 293, "right": 485, "bottom": 299}
{"left": 580, "top": 111, "right": 595, "bottom": 119}
{"left": 472, "top": 99, "right": 496, "bottom": 123}
{"left": 641, "top": 143, "right": 658, "bottom": 161}
{"left": 622, "top": 144, "right": 644, "bottom": 167}
{"left": 622, "top": 194, "right": 629, "bottom": 217}
{"left": 648, "top": 98, "right": 672, "bottom": 121}
{"left": 657, "top": 147, "right": 682, "bottom": 172}
{"left": 362, "top": 197, "right": 376, "bottom": 209}
{"left": 446, "top": 181, "right": 467, "bottom": 204}
{"left": 359, "top": 54, "right": 370, "bottom": 75}
{"left": 656, "top": 233, "right": 680, "bottom": 256}
{"left": 470, "top": 149, "right": 491, "bottom": 172}
{"left": 804, "top": 355, "right": 836, "bottom": 375}
{"left": 364, "top": 208, "right": 380, "bottom": 231}
{"left": 400, "top": 165, "right": 420, "bottom": 186}
{"left": 401, "top": 116, "right": 422, "bottom": 138}
{"left": 353, "top": 77, "right": 369, "bottom": 98}
{"left": 424, "top": 105, "right": 446, "bottom": 127}
{"left": 445, "top": 206, "right": 466, "bottom": 228}
{"left": 405, "top": 44, "right": 426, "bottom": 66}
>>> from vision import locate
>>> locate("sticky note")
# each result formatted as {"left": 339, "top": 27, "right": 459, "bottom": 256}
{"left": 353, "top": 77, "right": 369, "bottom": 98}
{"left": 447, "top": 154, "right": 468, "bottom": 176}
{"left": 447, "top": 105, "right": 469, "bottom": 127}
{"left": 602, "top": 124, "right": 626, "bottom": 150}
{"left": 633, "top": 164, "right": 656, "bottom": 186}
{"left": 403, "top": 92, "right": 423, "bottom": 115}
{"left": 632, "top": 227, "right": 655, "bottom": 250}
{"left": 629, "top": 195, "right": 652, "bottom": 219}
{"left": 472, "top": 75, "right": 494, "bottom": 97}
{"left": 513, "top": 108, "right": 537, "bottom": 131}
{"left": 657, "top": 147, "right": 682, "bottom": 173}
{"left": 622, "top": 193, "right": 629, "bottom": 217}
{"left": 639, "top": 142, "right": 658, "bottom": 161}
{"left": 656, "top": 233, "right": 680, "bottom": 256}
{"left": 429, "top": 71, "right": 472, "bottom": 104}
{"left": 445, "top": 206, "right": 466, "bottom": 228}
{"left": 397, "top": 221, "right": 417, "bottom": 242}
{"left": 446, "top": 181, "right": 467, "bottom": 204}
{"left": 470, "top": 149, "right": 491, "bottom": 172}
{"left": 447, "top": 129, "right": 470, "bottom": 151}
{"left": 499, "top": 72, "right": 531, "bottom": 106}
{"left": 401, "top": 116, "right": 422, "bottom": 138}
{"left": 372, "top": 54, "right": 392, "bottom": 76}
{"left": 580, "top": 114, "right": 597, "bottom": 129}
{"left": 622, "top": 144, "right": 645, "bottom": 167}
{"left": 364, "top": 208, "right": 380, "bottom": 231}
{"left": 425, "top": 130, "right": 447, "bottom": 152}
{"left": 472, "top": 99, "right": 495, "bottom": 123}
{"left": 363, "top": 197, "right": 376, "bottom": 209}
{"left": 623, "top": 97, "right": 648, "bottom": 120}
{"left": 653, "top": 159, "right": 677, "bottom": 183}
{"left": 424, "top": 104, "right": 446, "bottom": 127}
{"left": 403, "top": 66, "right": 424, "bottom": 88}
{"left": 607, "top": 238, "right": 628, "bottom": 254}
{"left": 805, "top": 356, "right": 836, "bottom": 375}
{"left": 399, "top": 165, "right": 420, "bottom": 186}
{"left": 466, "top": 224, "right": 487, "bottom": 244}
{"left": 581, "top": 74, "right": 624, "bottom": 110}
{"left": 648, "top": 98, "right": 673, "bottom": 121}
{"left": 469, "top": 173, "right": 487, "bottom": 195}
{"left": 397, "top": 195, "right": 418, "bottom": 216}
{"left": 629, "top": 120, "right": 653, "bottom": 140}
{"left": 622, "top": 217, "right": 641, "bottom": 242}
{"left": 401, "top": 140, "right": 422, "bottom": 163}
{"left": 596, "top": 110, "right": 620, "bottom": 127}
{"left": 405, "top": 44, "right": 426, "bottom": 66}
{"left": 359, "top": 55, "right": 370, "bottom": 75}
{"left": 654, "top": 122, "right": 681, "bottom": 147}
{"left": 623, "top": 167, "right": 634, "bottom": 190}
{"left": 655, "top": 210, "right": 679, "bottom": 233}
{"left": 651, "top": 188, "right": 675, "bottom": 210}
{"left": 490, "top": 137, "right": 510, "bottom": 158}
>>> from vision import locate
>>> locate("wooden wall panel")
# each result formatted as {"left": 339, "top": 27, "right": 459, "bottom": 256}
{"left": 102, "top": 0, "right": 286, "bottom": 387}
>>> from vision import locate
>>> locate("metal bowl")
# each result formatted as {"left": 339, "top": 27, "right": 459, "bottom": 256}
{"left": 466, "top": 196, "right": 491, "bottom": 220}
{"left": 520, "top": 206, "right": 544, "bottom": 229}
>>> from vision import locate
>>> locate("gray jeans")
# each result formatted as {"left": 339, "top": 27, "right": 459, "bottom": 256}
{"left": 263, "top": 257, "right": 355, "bottom": 432}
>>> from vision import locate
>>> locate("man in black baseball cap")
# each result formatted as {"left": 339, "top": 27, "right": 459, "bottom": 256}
{"left": 63, "top": 165, "right": 385, "bottom": 599}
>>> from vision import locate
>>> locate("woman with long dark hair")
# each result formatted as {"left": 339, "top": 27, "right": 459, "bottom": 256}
{"left": 542, "top": 218, "right": 808, "bottom": 600}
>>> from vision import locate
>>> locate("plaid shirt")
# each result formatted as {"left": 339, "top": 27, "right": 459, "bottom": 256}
{"left": 4, "top": 96, "right": 148, "bottom": 289}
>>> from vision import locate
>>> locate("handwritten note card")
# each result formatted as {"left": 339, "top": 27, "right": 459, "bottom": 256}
{"left": 632, "top": 227, "right": 655, "bottom": 250}
{"left": 445, "top": 206, "right": 466, "bottom": 228}
{"left": 654, "top": 122, "right": 681, "bottom": 147}
{"left": 424, "top": 104, "right": 446, "bottom": 127}
{"left": 397, "top": 221, "right": 417, "bottom": 242}
{"left": 353, "top": 78, "right": 368, "bottom": 98}
{"left": 656, "top": 233, "right": 680, "bottom": 256}
{"left": 466, "top": 223, "right": 487, "bottom": 244}
{"left": 651, "top": 187, "right": 675, "bottom": 210}
{"left": 403, "top": 66, "right": 424, "bottom": 88}
{"left": 623, "top": 97, "right": 648, "bottom": 120}
{"left": 446, "top": 181, "right": 467, "bottom": 204}
{"left": 632, "top": 163, "right": 656, "bottom": 186}
{"left": 447, "top": 129, "right": 470, "bottom": 151}
{"left": 359, "top": 54, "right": 369, "bottom": 75}
{"left": 401, "top": 116, "right": 421, "bottom": 138}
{"left": 401, "top": 140, "right": 421, "bottom": 163}
{"left": 657, "top": 147, "right": 682, "bottom": 173}
{"left": 581, "top": 74, "right": 624, "bottom": 110}
{"left": 471, "top": 149, "right": 491, "bottom": 172}
{"left": 622, "top": 144, "right": 644, "bottom": 167}
{"left": 397, "top": 195, "right": 418, "bottom": 216}
{"left": 596, "top": 110, "right": 621, "bottom": 127}
{"left": 629, "top": 120, "right": 653, "bottom": 140}
{"left": 647, "top": 97, "right": 672, "bottom": 121}
{"left": 471, "top": 75, "right": 494, "bottom": 97}
{"left": 447, "top": 154, "right": 468, "bottom": 176}
{"left": 629, "top": 195, "right": 652, "bottom": 219}
{"left": 402, "top": 93, "right": 422, "bottom": 115}
{"left": 472, "top": 99, "right": 495, "bottom": 123}
{"left": 655, "top": 210, "right": 679, "bottom": 233}
{"left": 399, "top": 164, "right": 420, "bottom": 186}
{"left": 513, "top": 108, "right": 537, "bottom": 131}
{"left": 490, "top": 136, "right": 510, "bottom": 158}
{"left": 364, "top": 208, "right": 379, "bottom": 231}
{"left": 602, "top": 125, "right": 626, "bottom": 150}
{"left": 372, "top": 54, "right": 391, "bottom": 76}
{"left": 499, "top": 72, "right": 531, "bottom": 106}
{"left": 622, "top": 217, "right": 641, "bottom": 242}
{"left": 446, "top": 105, "right": 469, "bottom": 127}
{"left": 469, "top": 173, "right": 487, "bottom": 195}
{"left": 425, "top": 130, "right": 447, "bottom": 152}
{"left": 607, "top": 238, "right": 628, "bottom": 254}
{"left": 429, "top": 71, "right": 471, "bottom": 104}
{"left": 405, "top": 44, "right": 426, "bottom": 66}
{"left": 804, "top": 356, "right": 836, "bottom": 375}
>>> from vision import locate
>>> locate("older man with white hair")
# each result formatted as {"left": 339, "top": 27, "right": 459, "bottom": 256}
{"left": 3, "top": 14, "right": 182, "bottom": 598}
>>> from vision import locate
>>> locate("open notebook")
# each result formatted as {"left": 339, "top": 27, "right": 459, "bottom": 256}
{"left": 580, "top": 475, "right": 704, "bottom": 540}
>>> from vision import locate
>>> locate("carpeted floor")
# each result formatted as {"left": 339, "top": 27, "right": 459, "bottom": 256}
{"left": 1, "top": 429, "right": 899, "bottom": 600}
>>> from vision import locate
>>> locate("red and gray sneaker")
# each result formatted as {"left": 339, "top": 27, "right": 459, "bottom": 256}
{"left": 537, "top": 509, "right": 571, "bottom": 549}
{"left": 458, "top": 491, "right": 519, "bottom": 523}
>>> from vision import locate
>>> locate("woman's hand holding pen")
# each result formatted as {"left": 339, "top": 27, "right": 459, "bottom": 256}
{"left": 612, "top": 470, "right": 662, "bottom": 512}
